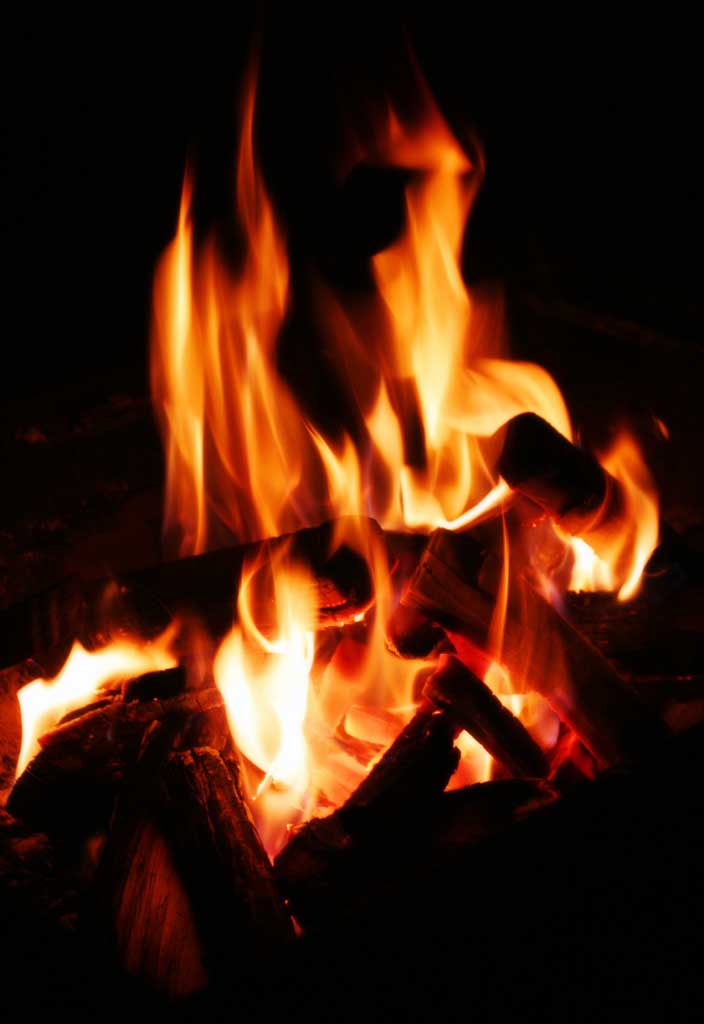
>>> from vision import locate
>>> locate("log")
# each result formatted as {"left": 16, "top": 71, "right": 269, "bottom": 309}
{"left": 274, "top": 701, "right": 459, "bottom": 929}
{"left": 496, "top": 413, "right": 704, "bottom": 597}
{"left": 92, "top": 709, "right": 292, "bottom": 998}
{"left": 497, "top": 412, "right": 611, "bottom": 531}
{"left": 7, "top": 683, "right": 223, "bottom": 832}
{"left": 403, "top": 529, "right": 669, "bottom": 767}
{"left": 274, "top": 771, "right": 554, "bottom": 932}
{"left": 0, "top": 516, "right": 381, "bottom": 674}
{"left": 423, "top": 654, "right": 549, "bottom": 779}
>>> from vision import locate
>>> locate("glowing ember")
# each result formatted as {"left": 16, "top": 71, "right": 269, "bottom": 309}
{"left": 17, "top": 631, "right": 177, "bottom": 776}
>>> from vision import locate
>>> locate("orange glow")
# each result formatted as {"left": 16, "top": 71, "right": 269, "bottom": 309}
{"left": 147, "top": 55, "right": 662, "bottom": 854}
{"left": 16, "top": 632, "right": 177, "bottom": 776}
{"left": 566, "top": 429, "right": 658, "bottom": 601}
{"left": 214, "top": 547, "right": 315, "bottom": 856}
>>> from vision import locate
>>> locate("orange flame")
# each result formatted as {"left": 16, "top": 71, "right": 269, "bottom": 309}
{"left": 149, "top": 56, "right": 661, "bottom": 850}
{"left": 16, "top": 632, "right": 177, "bottom": 776}
{"left": 214, "top": 547, "right": 315, "bottom": 856}
{"left": 567, "top": 429, "right": 658, "bottom": 601}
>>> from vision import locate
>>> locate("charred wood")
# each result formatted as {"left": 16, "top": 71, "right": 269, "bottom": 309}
{"left": 403, "top": 529, "right": 668, "bottom": 767}
{"left": 7, "top": 683, "right": 223, "bottom": 832}
{"left": 92, "top": 711, "right": 291, "bottom": 999}
{"left": 0, "top": 517, "right": 381, "bottom": 674}
{"left": 274, "top": 702, "right": 459, "bottom": 929}
{"left": 423, "top": 654, "right": 549, "bottom": 778}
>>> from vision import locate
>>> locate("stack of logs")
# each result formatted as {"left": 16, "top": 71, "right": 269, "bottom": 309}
{"left": 2, "top": 412, "right": 703, "bottom": 1003}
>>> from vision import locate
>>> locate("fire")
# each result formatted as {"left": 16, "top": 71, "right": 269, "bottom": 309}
{"left": 145, "top": 55, "right": 662, "bottom": 853}
{"left": 214, "top": 548, "right": 315, "bottom": 856}
{"left": 16, "top": 632, "right": 177, "bottom": 776}
{"left": 566, "top": 429, "right": 658, "bottom": 601}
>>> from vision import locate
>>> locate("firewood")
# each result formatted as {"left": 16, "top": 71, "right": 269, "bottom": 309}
{"left": 274, "top": 701, "right": 459, "bottom": 929}
{"left": 497, "top": 412, "right": 611, "bottom": 531}
{"left": 423, "top": 654, "right": 549, "bottom": 778}
{"left": 497, "top": 413, "right": 704, "bottom": 598}
{"left": 92, "top": 710, "right": 292, "bottom": 999}
{"left": 7, "top": 683, "right": 223, "bottom": 831}
{"left": 0, "top": 516, "right": 381, "bottom": 674}
{"left": 403, "top": 529, "right": 669, "bottom": 767}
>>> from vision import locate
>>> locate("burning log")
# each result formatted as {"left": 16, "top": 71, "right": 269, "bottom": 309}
{"left": 0, "top": 517, "right": 380, "bottom": 674}
{"left": 274, "top": 701, "right": 459, "bottom": 929}
{"left": 423, "top": 654, "right": 549, "bottom": 779}
{"left": 92, "top": 706, "right": 292, "bottom": 999}
{"left": 404, "top": 529, "right": 669, "bottom": 767}
{"left": 497, "top": 412, "right": 613, "bottom": 534}
{"left": 7, "top": 678, "right": 223, "bottom": 832}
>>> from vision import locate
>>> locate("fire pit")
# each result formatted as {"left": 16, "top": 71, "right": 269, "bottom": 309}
{"left": 2, "top": 16, "right": 703, "bottom": 1021}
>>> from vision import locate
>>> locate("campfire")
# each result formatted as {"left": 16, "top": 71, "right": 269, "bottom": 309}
{"left": 2, "top": 37, "right": 703, "bottom": 1018}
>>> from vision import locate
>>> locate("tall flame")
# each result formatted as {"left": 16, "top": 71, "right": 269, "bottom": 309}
{"left": 148, "top": 56, "right": 661, "bottom": 854}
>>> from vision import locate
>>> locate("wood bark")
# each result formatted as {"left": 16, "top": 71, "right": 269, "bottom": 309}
{"left": 92, "top": 709, "right": 291, "bottom": 999}
{"left": 7, "top": 685, "right": 223, "bottom": 831}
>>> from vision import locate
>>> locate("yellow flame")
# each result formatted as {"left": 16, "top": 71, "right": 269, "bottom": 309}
{"left": 213, "top": 549, "right": 316, "bottom": 856}
{"left": 16, "top": 632, "right": 177, "bottom": 776}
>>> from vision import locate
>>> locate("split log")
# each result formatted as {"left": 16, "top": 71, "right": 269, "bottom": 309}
{"left": 423, "top": 654, "right": 549, "bottom": 779}
{"left": 7, "top": 683, "right": 223, "bottom": 832}
{"left": 403, "top": 529, "right": 669, "bottom": 767}
{"left": 0, "top": 516, "right": 382, "bottom": 674}
{"left": 92, "top": 708, "right": 292, "bottom": 999}
{"left": 274, "top": 701, "right": 459, "bottom": 929}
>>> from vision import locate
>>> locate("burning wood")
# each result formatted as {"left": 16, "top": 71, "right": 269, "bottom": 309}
{"left": 404, "top": 529, "right": 669, "bottom": 767}
{"left": 7, "top": 676, "right": 223, "bottom": 832}
{"left": 0, "top": 517, "right": 378, "bottom": 675}
{"left": 497, "top": 412, "right": 659, "bottom": 600}
{"left": 274, "top": 700, "right": 459, "bottom": 928}
{"left": 93, "top": 704, "right": 292, "bottom": 998}
{"left": 423, "top": 654, "right": 549, "bottom": 778}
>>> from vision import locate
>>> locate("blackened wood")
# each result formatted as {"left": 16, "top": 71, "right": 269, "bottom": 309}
{"left": 158, "top": 745, "right": 294, "bottom": 967}
{"left": 498, "top": 412, "right": 609, "bottom": 525}
{"left": 7, "top": 686, "right": 223, "bottom": 831}
{"left": 91, "top": 722, "right": 208, "bottom": 1000}
{"left": 93, "top": 712, "right": 292, "bottom": 999}
{"left": 404, "top": 529, "right": 668, "bottom": 767}
{"left": 424, "top": 654, "right": 549, "bottom": 778}
{"left": 341, "top": 702, "right": 460, "bottom": 826}
{"left": 0, "top": 516, "right": 380, "bottom": 673}
{"left": 274, "top": 702, "right": 459, "bottom": 929}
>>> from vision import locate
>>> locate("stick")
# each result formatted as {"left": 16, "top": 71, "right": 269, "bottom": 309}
{"left": 423, "top": 654, "right": 549, "bottom": 778}
{"left": 403, "top": 529, "right": 668, "bottom": 767}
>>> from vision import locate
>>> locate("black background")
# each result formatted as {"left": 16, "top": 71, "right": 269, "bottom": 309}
{"left": 2, "top": 9, "right": 701, "bottom": 401}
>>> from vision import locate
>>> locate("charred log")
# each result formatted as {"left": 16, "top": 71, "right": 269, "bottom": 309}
{"left": 403, "top": 528, "right": 668, "bottom": 767}
{"left": 7, "top": 684, "right": 223, "bottom": 832}
{"left": 274, "top": 702, "right": 459, "bottom": 929}
{"left": 92, "top": 710, "right": 291, "bottom": 999}
{"left": 424, "top": 654, "right": 549, "bottom": 778}
{"left": 0, "top": 517, "right": 381, "bottom": 674}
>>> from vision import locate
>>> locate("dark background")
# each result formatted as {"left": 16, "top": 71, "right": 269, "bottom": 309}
{"left": 2, "top": 10, "right": 701, "bottom": 401}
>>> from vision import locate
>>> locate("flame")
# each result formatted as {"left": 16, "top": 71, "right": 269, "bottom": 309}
{"left": 148, "top": 56, "right": 662, "bottom": 853}
{"left": 16, "top": 632, "right": 177, "bottom": 776}
{"left": 567, "top": 429, "right": 658, "bottom": 601}
{"left": 213, "top": 548, "right": 315, "bottom": 855}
